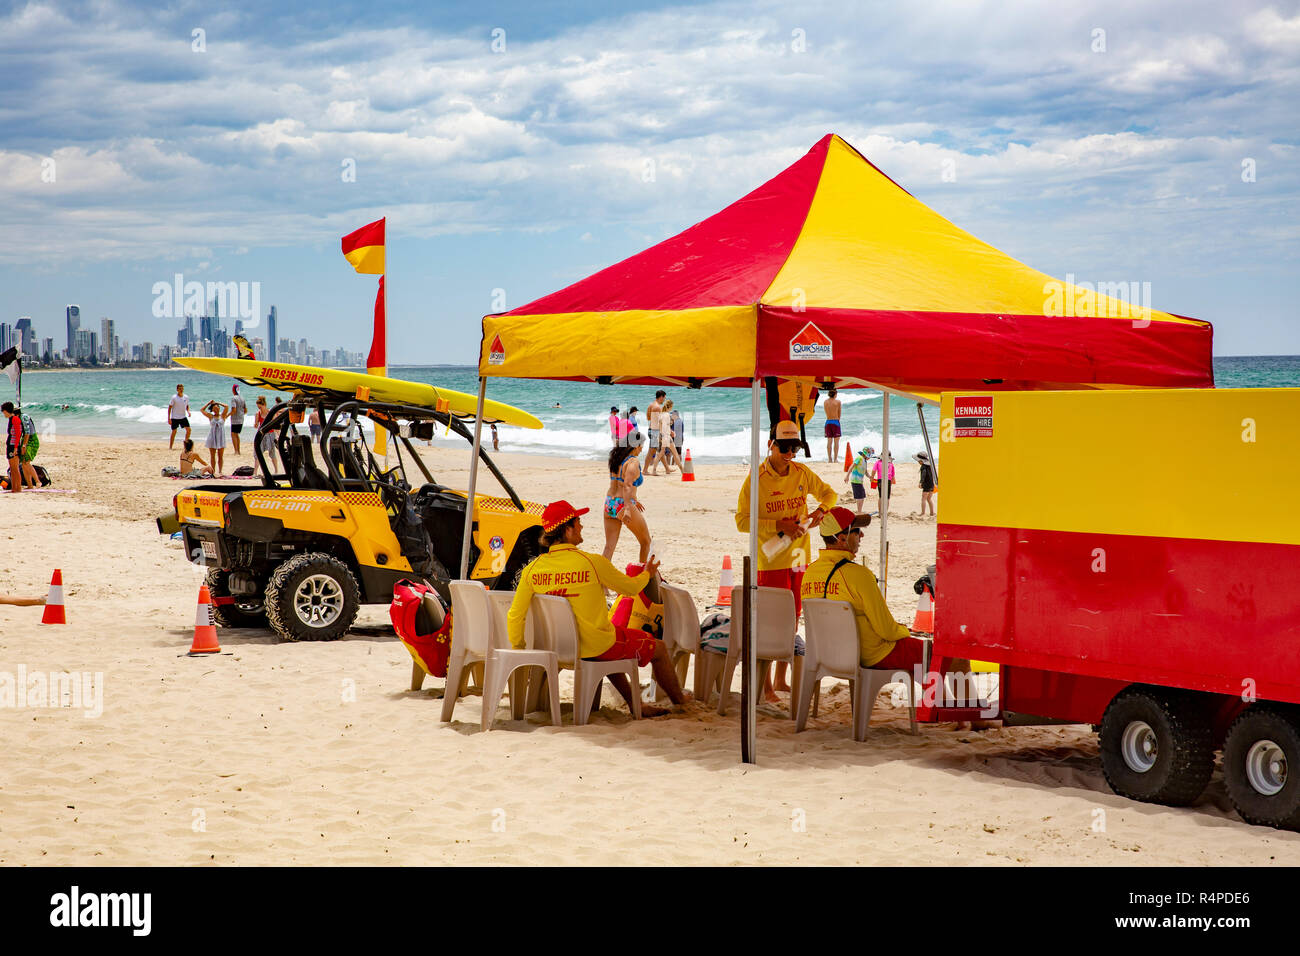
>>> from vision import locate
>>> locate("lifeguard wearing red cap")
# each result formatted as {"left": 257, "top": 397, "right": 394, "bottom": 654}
{"left": 819, "top": 506, "right": 872, "bottom": 538}
{"left": 541, "top": 499, "right": 590, "bottom": 534}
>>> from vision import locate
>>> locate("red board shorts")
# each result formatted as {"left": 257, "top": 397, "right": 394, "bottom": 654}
{"left": 871, "top": 636, "right": 926, "bottom": 672}
{"left": 757, "top": 567, "right": 805, "bottom": 618}
{"left": 824, "top": 422, "right": 841, "bottom": 437}
{"left": 589, "top": 625, "right": 657, "bottom": 667}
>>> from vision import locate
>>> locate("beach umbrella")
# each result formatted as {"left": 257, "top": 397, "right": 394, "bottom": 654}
{"left": 465, "top": 133, "right": 1214, "bottom": 763}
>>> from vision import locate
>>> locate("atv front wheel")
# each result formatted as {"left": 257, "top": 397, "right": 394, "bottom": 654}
{"left": 205, "top": 569, "right": 268, "bottom": 628}
{"left": 265, "top": 553, "right": 360, "bottom": 642}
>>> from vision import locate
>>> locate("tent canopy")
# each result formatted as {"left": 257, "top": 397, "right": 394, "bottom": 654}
{"left": 480, "top": 134, "right": 1212, "bottom": 396}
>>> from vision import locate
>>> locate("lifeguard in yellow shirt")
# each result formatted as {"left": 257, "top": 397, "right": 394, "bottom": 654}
{"left": 735, "top": 419, "right": 838, "bottom": 699}
{"left": 800, "top": 507, "right": 924, "bottom": 672}
{"left": 507, "top": 499, "right": 689, "bottom": 715}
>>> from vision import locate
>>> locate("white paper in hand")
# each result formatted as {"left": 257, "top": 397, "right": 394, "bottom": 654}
{"left": 761, "top": 533, "right": 791, "bottom": 561}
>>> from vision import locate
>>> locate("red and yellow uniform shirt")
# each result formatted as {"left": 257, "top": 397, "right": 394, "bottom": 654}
{"left": 800, "top": 548, "right": 909, "bottom": 667}
{"left": 507, "top": 544, "right": 650, "bottom": 659}
{"left": 735, "top": 459, "right": 838, "bottom": 571}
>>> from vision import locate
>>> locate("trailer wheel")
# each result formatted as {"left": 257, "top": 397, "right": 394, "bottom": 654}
{"left": 1099, "top": 688, "right": 1214, "bottom": 806}
{"left": 265, "top": 552, "right": 360, "bottom": 642}
{"left": 1223, "top": 706, "right": 1300, "bottom": 831}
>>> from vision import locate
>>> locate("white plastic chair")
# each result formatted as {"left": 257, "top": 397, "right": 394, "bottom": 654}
{"left": 712, "top": 585, "right": 802, "bottom": 718}
{"left": 440, "top": 581, "right": 560, "bottom": 730}
{"left": 659, "top": 583, "right": 706, "bottom": 700}
{"left": 486, "top": 589, "right": 561, "bottom": 730}
{"left": 797, "top": 598, "right": 916, "bottom": 740}
{"left": 530, "top": 594, "right": 641, "bottom": 725}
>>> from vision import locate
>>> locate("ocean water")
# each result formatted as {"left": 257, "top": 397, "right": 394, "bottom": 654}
{"left": 15, "top": 356, "right": 1299, "bottom": 464}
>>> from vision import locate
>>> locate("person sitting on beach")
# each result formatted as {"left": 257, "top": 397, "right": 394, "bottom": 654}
{"left": 179, "top": 439, "right": 213, "bottom": 478}
{"left": 508, "top": 500, "right": 689, "bottom": 717}
{"left": 800, "top": 507, "right": 924, "bottom": 673}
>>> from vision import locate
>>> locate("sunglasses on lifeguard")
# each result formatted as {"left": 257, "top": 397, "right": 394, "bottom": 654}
{"left": 774, "top": 439, "right": 801, "bottom": 454}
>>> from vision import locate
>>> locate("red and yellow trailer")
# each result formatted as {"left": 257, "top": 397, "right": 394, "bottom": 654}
{"left": 930, "top": 387, "right": 1300, "bottom": 829}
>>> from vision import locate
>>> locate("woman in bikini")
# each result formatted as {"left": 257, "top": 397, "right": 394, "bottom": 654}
{"left": 180, "top": 439, "right": 213, "bottom": 478}
{"left": 601, "top": 433, "right": 651, "bottom": 562}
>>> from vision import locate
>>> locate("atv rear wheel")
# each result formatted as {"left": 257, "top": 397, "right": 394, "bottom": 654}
{"left": 205, "top": 569, "right": 268, "bottom": 628}
{"left": 265, "top": 552, "right": 360, "bottom": 642}
{"left": 1223, "top": 706, "right": 1300, "bottom": 831}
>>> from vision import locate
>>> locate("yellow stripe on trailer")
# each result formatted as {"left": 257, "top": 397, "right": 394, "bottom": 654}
{"left": 938, "top": 388, "right": 1300, "bottom": 546}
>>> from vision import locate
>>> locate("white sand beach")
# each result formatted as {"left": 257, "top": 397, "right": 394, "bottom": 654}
{"left": 1, "top": 435, "right": 1296, "bottom": 866}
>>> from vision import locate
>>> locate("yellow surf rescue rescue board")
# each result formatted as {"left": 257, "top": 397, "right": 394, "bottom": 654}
{"left": 175, "top": 357, "right": 543, "bottom": 429}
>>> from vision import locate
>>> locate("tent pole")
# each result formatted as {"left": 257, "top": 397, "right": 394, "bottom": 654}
{"left": 744, "top": 378, "right": 760, "bottom": 764}
{"left": 879, "top": 390, "right": 890, "bottom": 594}
{"left": 459, "top": 376, "right": 487, "bottom": 580}
{"left": 917, "top": 402, "right": 937, "bottom": 484}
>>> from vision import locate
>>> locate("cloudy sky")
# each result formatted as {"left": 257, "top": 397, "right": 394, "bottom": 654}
{"left": 2, "top": 0, "right": 1297, "bottom": 360}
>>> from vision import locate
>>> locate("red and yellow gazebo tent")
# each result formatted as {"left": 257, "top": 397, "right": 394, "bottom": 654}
{"left": 465, "top": 133, "right": 1214, "bottom": 761}
{"left": 481, "top": 133, "right": 1212, "bottom": 396}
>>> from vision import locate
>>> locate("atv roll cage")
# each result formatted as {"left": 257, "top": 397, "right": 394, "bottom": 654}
{"left": 252, "top": 397, "right": 526, "bottom": 512}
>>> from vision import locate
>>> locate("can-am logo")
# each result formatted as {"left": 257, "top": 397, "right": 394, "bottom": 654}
{"left": 789, "top": 322, "right": 832, "bottom": 360}
{"left": 488, "top": 334, "right": 505, "bottom": 366}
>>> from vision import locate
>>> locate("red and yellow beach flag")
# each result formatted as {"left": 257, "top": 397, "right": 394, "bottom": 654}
{"left": 343, "top": 216, "right": 388, "bottom": 452}
{"left": 341, "top": 217, "right": 385, "bottom": 274}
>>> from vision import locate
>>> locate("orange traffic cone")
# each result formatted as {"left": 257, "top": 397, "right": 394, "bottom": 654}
{"left": 912, "top": 586, "right": 935, "bottom": 632}
{"left": 40, "top": 569, "right": 66, "bottom": 625}
{"left": 189, "top": 585, "right": 221, "bottom": 654}
{"left": 681, "top": 448, "right": 695, "bottom": 481}
{"left": 715, "top": 555, "right": 733, "bottom": 606}
{"left": 842, "top": 442, "right": 852, "bottom": 473}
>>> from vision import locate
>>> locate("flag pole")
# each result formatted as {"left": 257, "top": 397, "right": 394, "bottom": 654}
{"left": 459, "top": 376, "right": 487, "bottom": 580}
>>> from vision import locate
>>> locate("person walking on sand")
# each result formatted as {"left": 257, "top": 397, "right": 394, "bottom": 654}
{"left": 735, "top": 419, "right": 838, "bottom": 703}
{"left": 508, "top": 500, "right": 689, "bottom": 717}
{"left": 229, "top": 385, "right": 247, "bottom": 455}
{"left": 872, "top": 452, "right": 896, "bottom": 515}
{"left": 655, "top": 399, "right": 684, "bottom": 473}
{"left": 645, "top": 390, "right": 666, "bottom": 471}
{"left": 3, "top": 402, "right": 24, "bottom": 493}
{"left": 602, "top": 434, "right": 652, "bottom": 563}
{"left": 823, "top": 387, "right": 842, "bottom": 463}
{"left": 916, "top": 451, "right": 936, "bottom": 517}
{"left": 253, "top": 396, "right": 277, "bottom": 476}
{"left": 670, "top": 406, "right": 685, "bottom": 461}
{"left": 201, "top": 399, "right": 229, "bottom": 476}
{"left": 167, "top": 384, "right": 191, "bottom": 449}
{"left": 845, "top": 446, "right": 874, "bottom": 514}
{"left": 608, "top": 406, "right": 623, "bottom": 444}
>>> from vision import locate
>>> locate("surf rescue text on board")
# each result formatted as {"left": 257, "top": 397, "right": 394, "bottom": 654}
{"left": 259, "top": 366, "right": 324, "bottom": 386}
{"left": 953, "top": 395, "right": 993, "bottom": 437}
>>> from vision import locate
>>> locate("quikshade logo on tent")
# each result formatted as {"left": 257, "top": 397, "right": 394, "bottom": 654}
{"left": 789, "top": 322, "right": 833, "bottom": 360}
{"left": 488, "top": 334, "right": 506, "bottom": 365}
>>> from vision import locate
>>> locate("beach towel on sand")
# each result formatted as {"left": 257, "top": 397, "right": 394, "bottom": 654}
{"left": 391, "top": 580, "right": 452, "bottom": 678}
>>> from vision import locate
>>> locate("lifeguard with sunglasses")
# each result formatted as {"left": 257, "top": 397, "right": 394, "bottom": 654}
{"left": 801, "top": 507, "right": 923, "bottom": 671}
{"left": 735, "top": 419, "right": 838, "bottom": 698}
